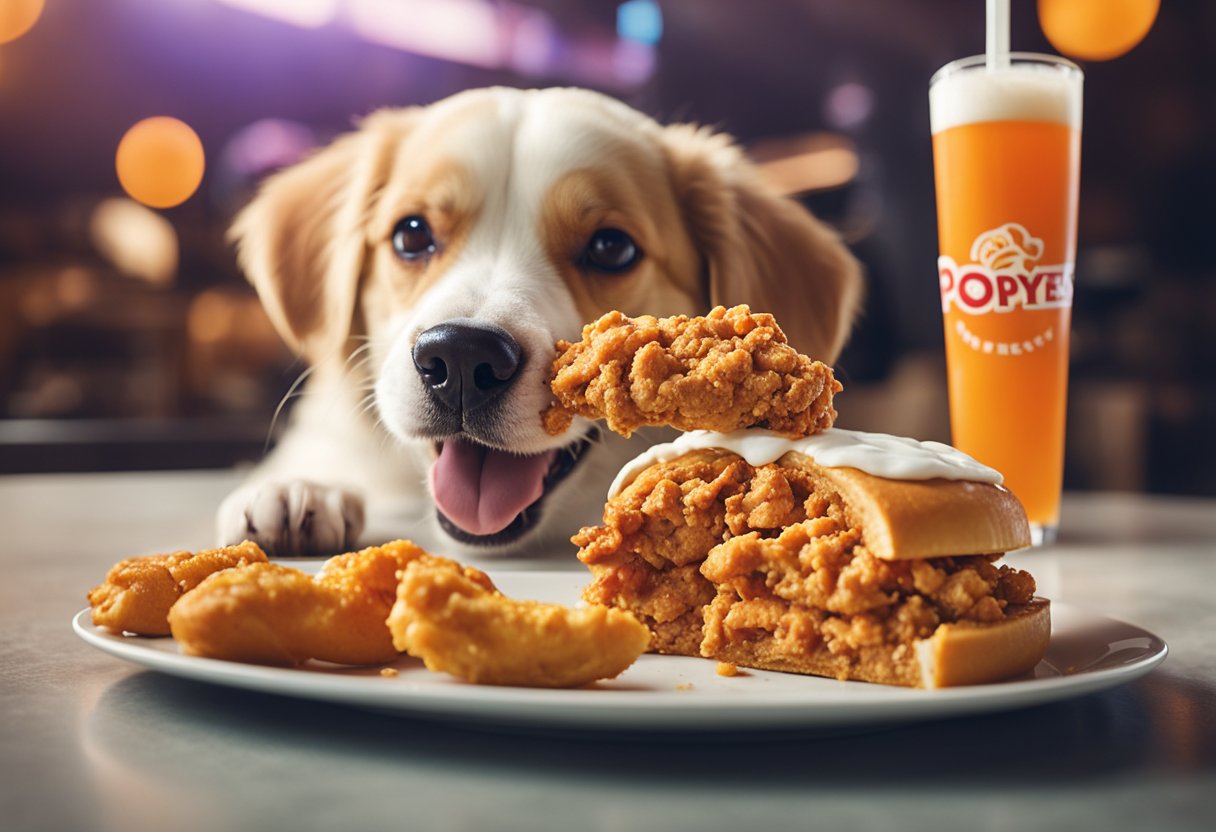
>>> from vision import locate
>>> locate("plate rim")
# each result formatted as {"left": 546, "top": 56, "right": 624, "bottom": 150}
{"left": 72, "top": 576, "right": 1169, "bottom": 732}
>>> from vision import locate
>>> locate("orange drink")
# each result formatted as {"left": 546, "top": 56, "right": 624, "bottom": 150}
{"left": 930, "top": 53, "right": 1082, "bottom": 544}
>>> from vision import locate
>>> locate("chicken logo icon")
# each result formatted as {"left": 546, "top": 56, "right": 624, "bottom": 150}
{"left": 939, "top": 223, "right": 1072, "bottom": 315}
{"left": 971, "top": 223, "right": 1045, "bottom": 273}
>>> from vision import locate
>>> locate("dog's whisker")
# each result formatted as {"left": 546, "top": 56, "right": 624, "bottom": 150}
{"left": 307, "top": 346, "right": 378, "bottom": 426}
{"left": 630, "top": 425, "right": 679, "bottom": 446}
{"left": 265, "top": 366, "right": 317, "bottom": 452}
{"left": 355, "top": 393, "right": 381, "bottom": 421}
{"left": 369, "top": 414, "right": 400, "bottom": 458}
{"left": 337, "top": 343, "right": 375, "bottom": 382}
{"left": 344, "top": 340, "right": 375, "bottom": 360}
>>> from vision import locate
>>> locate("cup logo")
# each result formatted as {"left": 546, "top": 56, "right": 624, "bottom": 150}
{"left": 971, "top": 223, "right": 1044, "bottom": 273}
{"left": 939, "top": 223, "right": 1072, "bottom": 315}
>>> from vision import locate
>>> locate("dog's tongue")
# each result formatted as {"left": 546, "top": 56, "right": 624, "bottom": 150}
{"left": 430, "top": 438, "right": 557, "bottom": 536}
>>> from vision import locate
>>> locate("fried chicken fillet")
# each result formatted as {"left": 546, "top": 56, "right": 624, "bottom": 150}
{"left": 388, "top": 557, "right": 650, "bottom": 687}
{"left": 167, "top": 539, "right": 429, "bottom": 665}
{"left": 577, "top": 448, "right": 1044, "bottom": 688}
{"left": 87, "top": 540, "right": 267, "bottom": 635}
{"left": 543, "top": 305, "right": 840, "bottom": 438}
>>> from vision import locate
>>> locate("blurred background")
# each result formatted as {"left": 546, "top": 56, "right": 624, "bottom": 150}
{"left": 1, "top": 0, "right": 1212, "bottom": 497}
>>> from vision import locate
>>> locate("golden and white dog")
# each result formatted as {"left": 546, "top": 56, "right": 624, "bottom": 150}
{"left": 217, "top": 87, "right": 862, "bottom": 557}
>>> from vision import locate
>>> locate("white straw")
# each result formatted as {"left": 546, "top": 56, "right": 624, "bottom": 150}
{"left": 986, "top": 0, "right": 1010, "bottom": 70}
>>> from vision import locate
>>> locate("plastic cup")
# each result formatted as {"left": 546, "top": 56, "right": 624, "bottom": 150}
{"left": 930, "top": 53, "right": 1083, "bottom": 545}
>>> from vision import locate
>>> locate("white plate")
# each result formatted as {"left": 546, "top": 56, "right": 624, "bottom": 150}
{"left": 73, "top": 570, "right": 1168, "bottom": 733}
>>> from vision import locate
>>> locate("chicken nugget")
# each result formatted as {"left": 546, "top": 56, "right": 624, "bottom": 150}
{"left": 88, "top": 540, "right": 268, "bottom": 636}
{"left": 167, "top": 539, "right": 429, "bottom": 665}
{"left": 388, "top": 557, "right": 650, "bottom": 687}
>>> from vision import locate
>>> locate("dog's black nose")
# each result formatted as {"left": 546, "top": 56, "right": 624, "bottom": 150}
{"left": 412, "top": 319, "right": 523, "bottom": 414}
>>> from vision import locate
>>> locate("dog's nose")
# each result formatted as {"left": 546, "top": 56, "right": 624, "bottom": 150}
{"left": 412, "top": 319, "right": 523, "bottom": 414}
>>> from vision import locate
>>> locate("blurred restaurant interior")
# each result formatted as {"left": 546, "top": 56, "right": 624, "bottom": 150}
{"left": 1, "top": 0, "right": 1213, "bottom": 497}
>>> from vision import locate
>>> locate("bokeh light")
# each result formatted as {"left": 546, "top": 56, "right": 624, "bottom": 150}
{"left": 115, "top": 117, "right": 206, "bottom": 209}
{"left": 88, "top": 198, "right": 180, "bottom": 287}
{"left": 188, "top": 289, "right": 240, "bottom": 345}
{"left": 0, "top": 0, "right": 44, "bottom": 44}
{"left": 217, "top": 0, "right": 339, "bottom": 29}
{"left": 824, "top": 82, "right": 875, "bottom": 131}
{"left": 617, "top": 0, "right": 663, "bottom": 46}
{"left": 1038, "top": 0, "right": 1160, "bottom": 61}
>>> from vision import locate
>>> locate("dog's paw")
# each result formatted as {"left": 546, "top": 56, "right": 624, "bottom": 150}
{"left": 217, "top": 481, "right": 365, "bottom": 558}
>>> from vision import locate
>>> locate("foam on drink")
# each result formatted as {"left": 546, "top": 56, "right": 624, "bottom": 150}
{"left": 930, "top": 57, "right": 1082, "bottom": 134}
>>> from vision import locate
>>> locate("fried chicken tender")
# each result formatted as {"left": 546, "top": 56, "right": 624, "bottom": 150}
{"left": 167, "top": 540, "right": 430, "bottom": 666}
{"left": 388, "top": 558, "right": 651, "bottom": 687}
{"left": 87, "top": 540, "right": 268, "bottom": 635}
{"left": 543, "top": 305, "right": 841, "bottom": 438}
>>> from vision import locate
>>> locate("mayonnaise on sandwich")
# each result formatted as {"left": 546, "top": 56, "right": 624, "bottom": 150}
{"left": 608, "top": 429, "right": 1003, "bottom": 498}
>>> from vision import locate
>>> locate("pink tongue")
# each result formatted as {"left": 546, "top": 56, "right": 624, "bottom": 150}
{"left": 429, "top": 438, "right": 558, "bottom": 536}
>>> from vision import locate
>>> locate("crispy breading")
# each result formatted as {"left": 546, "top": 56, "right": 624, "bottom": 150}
{"left": 544, "top": 305, "right": 840, "bottom": 438}
{"left": 388, "top": 557, "right": 650, "bottom": 687}
{"left": 575, "top": 449, "right": 741, "bottom": 653}
{"left": 87, "top": 540, "right": 268, "bottom": 636}
{"left": 167, "top": 540, "right": 429, "bottom": 665}
{"left": 699, "top": 516, "right": 1034, "bottom": 668}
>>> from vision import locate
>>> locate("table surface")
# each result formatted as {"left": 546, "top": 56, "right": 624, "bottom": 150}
{"left": 2, "top": 470, "right": 1214, "bottom": 832}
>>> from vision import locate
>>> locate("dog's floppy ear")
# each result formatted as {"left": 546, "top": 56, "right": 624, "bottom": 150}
{"left": 228, "top": 110, "right": 413, "bottom": 361}
{"left": 661, "top": 125, "right": 863, "bottom": 363}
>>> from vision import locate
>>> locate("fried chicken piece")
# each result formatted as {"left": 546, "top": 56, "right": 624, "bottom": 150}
{"left": 388, "top": 558, "right": 651, "bottom": 687}
{"left": 543, "top": 305, "right": 841, "bottom": 438}
{"left": 575, "top": 448, "right": 762, "bottom": 654}
{"left": 167, "top": 540, "right": 430, "bottom": 665}
{"left": 87, "top": 540, "right": 268, "bottom": 635}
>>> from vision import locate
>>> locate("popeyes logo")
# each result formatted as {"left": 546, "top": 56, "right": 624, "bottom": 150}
{"left": 939, "top": 223, "right": 1073, "bottom": 315}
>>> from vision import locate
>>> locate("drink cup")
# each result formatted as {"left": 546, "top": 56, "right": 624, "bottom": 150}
{"left": 929, "top": 53, "right": 1083, "bottom": 545}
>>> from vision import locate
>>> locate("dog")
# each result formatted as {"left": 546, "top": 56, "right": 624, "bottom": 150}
{"left": 217, "top": 87, "right": 862, "bottom": 558}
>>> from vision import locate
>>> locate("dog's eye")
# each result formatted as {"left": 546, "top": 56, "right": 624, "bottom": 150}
{"left": 392, "top": 215, "right": 437, "bottom": 260}
{"left": 583, "top": 228, "right": 642, "bottom": 273}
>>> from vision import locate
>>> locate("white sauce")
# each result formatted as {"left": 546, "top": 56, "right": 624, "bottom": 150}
{"left": 607, "top": 428, "right": 1003, "bottom": 498}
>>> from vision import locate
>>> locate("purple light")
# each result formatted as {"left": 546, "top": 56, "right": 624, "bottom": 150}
{"left": 509, "top": 8, "right": 558, "bottom": 77}
{"left": 216, "top": 0, "right": 339, "bottom": 29}
{"left": 347, "top": 0, "right": 504, "bottom": 69}
{"left": 186, "top": 0, "right": 651, "bottom": 90}
{"left": 222, "top": 119, "right": 317, "bottom": 177}
{"left": 824, "top": 82, "right": 875, "bottom": 130}
{"left": 612, "top": 38, "right": 655, "bottom": 85}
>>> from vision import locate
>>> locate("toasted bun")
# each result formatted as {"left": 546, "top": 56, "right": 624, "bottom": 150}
{"left": 780, "top": 451, "right": 1031, "bottom": 560}
{"left": 916, "top": 598, "right": 1051, "bottom": 688}
{"left": 711, "top": 598, "right": 1050, "bottom": 688}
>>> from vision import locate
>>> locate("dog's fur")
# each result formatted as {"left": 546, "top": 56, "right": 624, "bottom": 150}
{"left": 217, "top": 87, "right": 862, "bottom": 558}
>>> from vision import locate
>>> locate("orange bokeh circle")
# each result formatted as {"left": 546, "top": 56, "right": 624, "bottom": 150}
{"left": 0, "top": 0, "right": 45, "bottom": 44}
{"left": 1039, "top": 0, "right": 1160, "bottom": 62}
{"left": 115, "top": 117, "right": 206, "bottom": 209}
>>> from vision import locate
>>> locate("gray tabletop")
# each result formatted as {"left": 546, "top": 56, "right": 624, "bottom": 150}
{"left": 2, "top": 470, "right": 1214, "bottom": 832}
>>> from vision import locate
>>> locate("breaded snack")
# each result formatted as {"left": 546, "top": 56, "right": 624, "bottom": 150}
{"left": 167, "top": 540, "right": 429, "bottom": 665}
{"left": 87, "top": 540, "right": 267, "bottom": 636}
{"left": 388, "top": 557, "right": 651, "bottom": 688}
{"left": 577, "top": 442, "right": 1046, "bottom": 688}
{"left": 543, "top": 305, "right": 840, "bottom": 438}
